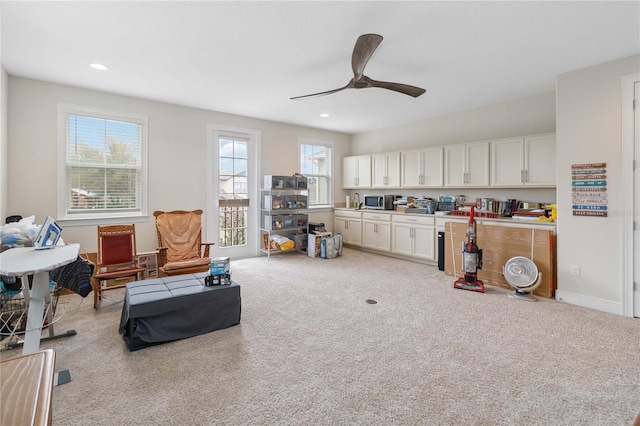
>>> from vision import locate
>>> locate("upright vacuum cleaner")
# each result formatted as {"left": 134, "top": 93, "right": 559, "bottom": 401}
{"left": 453, "top": 206, "right": 485, "bottom": 292}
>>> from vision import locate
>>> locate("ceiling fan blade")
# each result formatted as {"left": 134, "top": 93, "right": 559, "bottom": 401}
{"left": 367, "top": 78, "right": 426, "bottom": 98}
{"left": 352, "top": 34, "right": 383, "bottom": 81}
{"left": 290, "top": 83, "right": 350, "bottom": 100}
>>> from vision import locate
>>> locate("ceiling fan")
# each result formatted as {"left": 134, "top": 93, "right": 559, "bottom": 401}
{"left": 290, "top": 33, "right": 426, "bottom": 100}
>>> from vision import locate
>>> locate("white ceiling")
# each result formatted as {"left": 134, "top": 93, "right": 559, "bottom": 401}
{"left": 2, "top": 1, "right": 639, "bottom": 134}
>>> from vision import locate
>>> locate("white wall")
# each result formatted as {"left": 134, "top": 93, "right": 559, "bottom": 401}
{"left": 351, "top": 91, "right": 556, "bottom": 152}
{"left": 556, "top": 55, "right": 640, "bottom": 314}
{"left": 7, "top": 77, "right": 350, "bottom": 253}
{"left": 349, "top": 91, "right": 557, "bottom": 203}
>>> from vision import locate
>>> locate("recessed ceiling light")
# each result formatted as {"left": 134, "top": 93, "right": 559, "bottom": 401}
{"left": 320, "top": 113, "right": 330, "bottom": 118}
{"left": 90, "top": 63, "right": 109, "bottom": 71}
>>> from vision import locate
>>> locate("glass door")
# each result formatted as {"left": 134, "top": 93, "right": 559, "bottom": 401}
{"left": 208, "top": 125, "right": 259, "bottom": 259}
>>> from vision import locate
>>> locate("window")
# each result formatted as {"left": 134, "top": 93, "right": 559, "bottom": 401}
{"left": 218, "top": 136, "right": 248, "bottom": 248}
{"left": 299, "top": 140, "right": 333, "bottom": 208}
{"left": 58, "top": 104, "right": 147, "bottom": 222}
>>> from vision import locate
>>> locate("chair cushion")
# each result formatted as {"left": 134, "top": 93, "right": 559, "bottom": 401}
{"left": 161, "top": 256, "right": 210, "bottom": 272}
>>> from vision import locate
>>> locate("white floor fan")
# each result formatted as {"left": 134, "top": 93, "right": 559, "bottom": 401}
{"left": 502, "top": 256, "right": 542, "bottom": 301}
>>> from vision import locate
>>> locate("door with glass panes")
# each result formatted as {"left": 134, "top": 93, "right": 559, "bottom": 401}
{"left": 209, "top": 130, "right": 258, "bottom": 259}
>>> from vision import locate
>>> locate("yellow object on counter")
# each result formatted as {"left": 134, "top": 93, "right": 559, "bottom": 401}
{"left": 535, "top": 216, "right": 554, "bottom": 222}
{"left": 535, "top": 204, "right": 557, "bottom": 222}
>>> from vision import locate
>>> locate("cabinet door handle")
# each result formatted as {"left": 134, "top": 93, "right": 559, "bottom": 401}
{"left": 345, "top": 221, "right": 348, "bottom": 230}
{"left": 525, "top": 170, "right": 528, "bottom": 183}
{"left": 520, "top": 170, "right": 524, "bottom": 183}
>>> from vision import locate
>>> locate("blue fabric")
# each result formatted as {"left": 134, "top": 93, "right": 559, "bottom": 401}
{"left": 49, "top": 256, "right": 95, "bottom": 297}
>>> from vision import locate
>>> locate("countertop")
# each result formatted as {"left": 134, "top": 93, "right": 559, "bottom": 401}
{"left": 333, "top": 207, "right": 557, "bottom": 227}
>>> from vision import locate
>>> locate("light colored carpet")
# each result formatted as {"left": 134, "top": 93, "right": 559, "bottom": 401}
{"left": 2, "top": 248, "right": 639, "bottom": 425}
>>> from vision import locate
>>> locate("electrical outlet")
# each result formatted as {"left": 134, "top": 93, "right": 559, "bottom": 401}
{"left": 570, "top": 265, "right": 581, "bottom": 277}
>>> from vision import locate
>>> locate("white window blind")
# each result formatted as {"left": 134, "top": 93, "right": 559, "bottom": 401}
{"left": 299, "top": 141, "right": 332, "bottom": 207}
{"left": 59, "top": 105, "right": 147, "bottom": 220}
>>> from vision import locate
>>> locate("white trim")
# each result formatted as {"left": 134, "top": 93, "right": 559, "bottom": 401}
{"left": 621, "top": 73, "right": 639, "bottom": 317}
{"left": 57, "top": 215, "right": 148, "bottom": 227}
{"left": 56, "top": 102, "right": 149, "bottom": 223}
{"left": 298, "top": 137, "right": 335, "bottom": 207}
{"left": 206, "top": 123, "right": 261, "bottom": 258}
{"left": 555, "top": 290, "right": 623, "bottom": 316}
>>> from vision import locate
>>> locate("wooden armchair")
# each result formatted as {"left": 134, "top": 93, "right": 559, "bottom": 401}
{"left": 153, "top": 210, "right": 214, "bottom": 276}
{"left": 92, "top": 224, "right": 145, "bottom": 308}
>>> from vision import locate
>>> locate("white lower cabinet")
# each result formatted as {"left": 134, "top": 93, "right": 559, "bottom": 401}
{"left": 391, "top": 214, "right": 436, "bottom": 261}
{"left": 334, "top": 210, "right": 362, "bottom": 246}
{"left": 362, "top": 212, "right": 392, "bottom": 252}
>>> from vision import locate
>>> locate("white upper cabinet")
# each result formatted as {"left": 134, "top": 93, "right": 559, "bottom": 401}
{"left": 343, "top": 155, "right": 372, "bottom": 188}
{"left": 444, "top": 141, "right": 490, "bottom": 187}
{"left": 524, "top": 134, "right": 556, "bottom": 186}
{"left": 491, "top": 133, "right": 556, "bottom": 187}
{"left": 400, "top": 147, "right": 443, "bottom": 188}
{"left": 372, "top": 152, "right": 400, "bottom": 188}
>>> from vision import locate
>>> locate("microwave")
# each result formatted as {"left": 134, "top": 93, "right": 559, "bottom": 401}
{"left": 364, "top": 194, "right": 399, "bottom": 210}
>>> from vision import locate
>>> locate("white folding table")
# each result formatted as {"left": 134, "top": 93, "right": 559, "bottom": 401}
{"left": 0, "top": 243, "right": 79, "bottom": 355}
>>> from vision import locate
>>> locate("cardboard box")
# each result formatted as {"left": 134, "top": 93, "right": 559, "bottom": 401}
{"left": 444, "top": 222, "right": 555, "bottom": 298}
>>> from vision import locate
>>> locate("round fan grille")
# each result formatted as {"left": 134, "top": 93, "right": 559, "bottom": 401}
{"left": 504, "top": 256, "right": 539, "bottom": 290}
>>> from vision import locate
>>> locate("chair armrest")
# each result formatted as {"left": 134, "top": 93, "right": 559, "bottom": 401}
{"left": 156, "top": 247, "right": 169, "bottom": 267}
{"left": 200, "top": 242, "right": 215, "bottom": 258}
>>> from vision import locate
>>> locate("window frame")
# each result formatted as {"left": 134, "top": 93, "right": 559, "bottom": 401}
{"left": 57, "top": 103, "right": 149, "bottom": 226}
{"left": 298, "top": 138, "right": 333, "bottom": 210}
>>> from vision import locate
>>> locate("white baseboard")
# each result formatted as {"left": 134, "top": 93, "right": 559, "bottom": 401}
{"left": 555, "top": 290, "right": 623, "bottom": 316}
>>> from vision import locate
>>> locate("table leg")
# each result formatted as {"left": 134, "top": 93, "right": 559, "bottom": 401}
{"left": 22, "top": 271, "right": 48, "bottom": 355}
{"left": 18, "top": 271, "right": 77, "bottom": 355}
